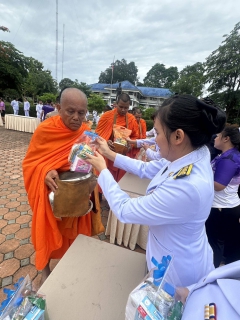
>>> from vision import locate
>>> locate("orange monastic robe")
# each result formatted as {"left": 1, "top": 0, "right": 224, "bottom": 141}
{"left": 131, "top": 118, "right": 147, "bottom": 158}
{"left": 139, "top": 118, "right": 147, "bottom": 139}
{"left": 22, "top": 116, "right": 92, "bottom": 270}
{"left": 95, "top": 109, "right": 139, "bottom": 181}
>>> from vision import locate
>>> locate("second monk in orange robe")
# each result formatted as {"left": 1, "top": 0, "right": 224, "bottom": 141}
{"left": 95, "top": 93, "right": 139, "bottom": 182}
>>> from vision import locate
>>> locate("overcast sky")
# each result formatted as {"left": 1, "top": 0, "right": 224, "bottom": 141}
{"left": 1, "top": 0, "right": 239, "bottom": 86}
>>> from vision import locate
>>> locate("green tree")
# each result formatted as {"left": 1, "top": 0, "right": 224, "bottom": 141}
{"left": 59, "top": 78, "right": 74, "bottom": 90}
{"left": 205, "top": 21, "right": 240, "bottom": 120}
{"left": 142, "top": 107, "right": 157, "bottom": 120}
{"left": 38, "top": 93, "right": 57, "bottom": 103}
{"left": 143, "top": 63, "right": 178, "bottom": 88}
{"left": 171, "top": 62, "right": 205, "bottom": 97}
{"left": 0, "top": 41, "right": 28, "bottom": 96}
{"left": 98, "top": 59, "right": 138, "bottom": 84}
{"left": 73, "top": 80, "right": 92, "bottom": 97}
{"left": 87, "top": 93, "right": 106, "bottom": 113}
{"left": 59, "top": 78, "right": 91, "bottom": 97}
{"left": 22, "top": 57, "right": 58, "bottom": 101}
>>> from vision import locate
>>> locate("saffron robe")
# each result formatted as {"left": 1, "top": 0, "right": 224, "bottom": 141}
{"left": 22, "top": 116, "right": 92, "bottom": 270}
{"left": 130, "top": 118, "right": 147, "bottom": 158}
{"left": 95, "top": 109, "right": 139, "bottom": 181}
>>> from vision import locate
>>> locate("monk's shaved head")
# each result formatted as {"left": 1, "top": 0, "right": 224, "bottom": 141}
{"left": 59, "top": 87, "right": 88, "bottom": 131}
{"left": 60, "top": 87, "right": 88, "bottom": 105}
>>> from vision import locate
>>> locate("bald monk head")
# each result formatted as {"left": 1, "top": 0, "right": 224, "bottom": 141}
{"left": 133, "top": 108, "right": 142, "bottom": 124}
{"left": 116, "top": 93, "right": 131, "bottom": 116}
{"left": 59, "top": 87, "right": 88, "bottom": 131}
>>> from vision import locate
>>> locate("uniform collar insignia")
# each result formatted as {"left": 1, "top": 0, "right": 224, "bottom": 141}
{"left": 173, "top": 164, "right": 193, "bottom": 179}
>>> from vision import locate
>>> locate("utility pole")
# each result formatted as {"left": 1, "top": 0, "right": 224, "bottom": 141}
{"left": 62, "top": 24, "right": 65, "bottom": 80}
{"left": 56, "top": 0, "right": 58, "bottom": 82}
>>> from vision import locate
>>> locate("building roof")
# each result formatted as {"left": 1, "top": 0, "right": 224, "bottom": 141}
{"left": 89, "top": 80, "right": 172, "bottom": 98}
{"left": 105, "top": 80, "right": 139, "bottom": 92}
{"left": 89, "top": 83, "right": 109, "bottom": 93}
{"left": 137, "top": 86, "right": 172, "bottom": 97}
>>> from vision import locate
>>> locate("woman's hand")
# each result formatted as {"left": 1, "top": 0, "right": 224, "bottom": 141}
{"left": 85, "top": 151, "right": 107, "bottom": 172}
{"left": 94, "top": 137, "right": 117, "bottom": 162}
{"left": 142, "top": 143, "right": 150, "bottom": 151}
{"left": 45, "top": 170, "right": 59, "bottom": 192}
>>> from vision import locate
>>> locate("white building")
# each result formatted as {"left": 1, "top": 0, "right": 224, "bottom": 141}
{"left": 89, "top": 80, "right": 172, "bottom": 109}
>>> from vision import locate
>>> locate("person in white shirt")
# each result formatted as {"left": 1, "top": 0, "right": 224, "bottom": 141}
{"left": 86, "top": 94, "right": 226, "bottom": 287}
{"left": 11, "top": 98, "right": 19, "bottom": 115}
{"left": 92, "top": 110, "right": 98, "bottom": 124}
{"left": 24, "top": 98, "right": 30, "bottom": 116}
{"left": 36, "top": 101, "right": 43, "bottom": 119}
{"left": 127, "top": 136, "right": 161, "bottom": 161}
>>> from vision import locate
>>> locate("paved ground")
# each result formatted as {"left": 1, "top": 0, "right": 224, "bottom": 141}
{"left": 0, "top": 125, "right": 145, "bottom": 303}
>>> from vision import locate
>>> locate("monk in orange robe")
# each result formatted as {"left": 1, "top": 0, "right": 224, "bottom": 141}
{"left": 95, "top": 93, "right": 139, "bottom": 182}
{"left": 22, "top": 88, "right": 94, "bottom": 283}
{"left": 130, "top": 108, "right": 147, "bottom": 158}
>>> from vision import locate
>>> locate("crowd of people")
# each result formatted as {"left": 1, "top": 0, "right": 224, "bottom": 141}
{"left": 0, "top": 87, "right": 236, "bottom": 294}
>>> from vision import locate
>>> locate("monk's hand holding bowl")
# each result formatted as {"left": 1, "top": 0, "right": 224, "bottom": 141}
{"left": 45, "top": 170, "right": 59, "bottom": 192}
{"left": 107, "top": 139, "right": 115, "bottom": 152}
{"left": 126, "top": 137, "right": 137, "bottom": 147}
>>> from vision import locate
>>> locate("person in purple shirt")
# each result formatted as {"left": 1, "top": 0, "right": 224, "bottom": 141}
{"left": 0, "top": 98, "right": 5, "bottom": 124}
{"left": 41, "top": 99, "right": 54, "bottom": 121}
{"left": 206, "top": 124, "right": 240, "bottom": 267}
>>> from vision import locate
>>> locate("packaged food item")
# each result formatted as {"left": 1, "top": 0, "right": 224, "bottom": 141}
{"left": 126, "top": 255, "right": 184, "bottom": 320}
{"left": 0, "top": 276, "right": 46, "bottom": 320}
{"left": 112, "top": 125, "right": 132, "bottom": 154}
{"left": 68, "top": 131, "right": 99, "bottom": 173}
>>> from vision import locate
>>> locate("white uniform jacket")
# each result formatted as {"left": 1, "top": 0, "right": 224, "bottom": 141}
{"left": 98, "top": 146, "right": 215, "bottom": 287}
{"left": 183, "top": 260, "right": 240, "bottom": 320}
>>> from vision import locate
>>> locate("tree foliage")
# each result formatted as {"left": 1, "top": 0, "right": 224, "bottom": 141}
{"left": 171, "top": 62, "right": 205, "bottom": 97}
{"left": 87, "top": 93, "right": 106, "bottom": 113}
{"left": 59, "top": 78, "right": 91, "bottom": 97}
{"left": 38, "top": 93, "right": 57, "bottom": 103}
{"left": 98, "top": 59, "right": 138, "bottom": 84}
{"left": 143, "top": 63, "right": 178, "bottom": 88}
{"left": 22, "top": 57, "right": 58, "bottom": 101}
{"left": 0, "top": 41, "right": 28, "bottom": 96}
{"left": 205, "top": 22, "right": 240, "bottom": 120}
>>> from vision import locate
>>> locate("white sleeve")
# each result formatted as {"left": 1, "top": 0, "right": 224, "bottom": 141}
{"left": 114, "top": 153, "right": 167, "bottom": 179}
{"left": 146, "top": 128, "right": 155, "bottom": 136}
{"left": 136, "top": 137, "right": 156, "bottom": 148}
{"left": 98, "top": 169, "right": 201, "bottom": 226}
{"left": 146, "top": 148, "right": 161, "bottom": 161}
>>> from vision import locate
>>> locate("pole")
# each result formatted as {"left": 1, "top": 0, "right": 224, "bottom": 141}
{"left": 110, "top": 55, "right": 115, "bottom": 105}
{"left": 56, "top": 0, "right": 58, "bottom": 82}
{"left": 62, "top": 24, "right": 65, "bottom": 80}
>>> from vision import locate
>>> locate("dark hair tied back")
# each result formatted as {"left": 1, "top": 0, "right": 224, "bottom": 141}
{"left": 196, "top": 99, "right": 218, "bottom": 136}
{"left": 158, "top": 94, "right": 226, "bottom": 148}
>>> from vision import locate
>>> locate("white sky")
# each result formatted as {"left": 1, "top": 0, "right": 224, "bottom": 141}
{"left": 1, "top": 0, "right": 239, "bottom": 85}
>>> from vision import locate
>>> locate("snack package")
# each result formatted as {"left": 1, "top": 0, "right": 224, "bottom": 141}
{"left": 112, "top": 125, "right": 132, "bottom": 154}
{"left": 68, "top": 131, "right": 99, "bottom": 173}
{"left": 126, "top": 255, "right": 183, "bottom": 320}
{"left": 0, "top": 275, "right": 46, "bottom": 320}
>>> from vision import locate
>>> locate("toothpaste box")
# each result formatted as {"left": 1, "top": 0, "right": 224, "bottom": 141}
{"left": 23, "top": 306, "right": 45, "bottom": 320}
{"left": 134, "top": 296, "right": 164, "bottom": 320}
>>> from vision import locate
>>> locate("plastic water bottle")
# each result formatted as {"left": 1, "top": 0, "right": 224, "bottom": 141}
{"left": 155, "top": 282, "right": 175, "bottom": 318}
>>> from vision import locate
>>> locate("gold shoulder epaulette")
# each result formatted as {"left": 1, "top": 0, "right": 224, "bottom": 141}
{"left": 173, "top": 164, "right": 193, "bottom": 179}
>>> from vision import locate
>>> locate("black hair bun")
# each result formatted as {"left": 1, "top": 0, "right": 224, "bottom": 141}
{"left": 197, "top": 99, "right": 226, "bottom": 135}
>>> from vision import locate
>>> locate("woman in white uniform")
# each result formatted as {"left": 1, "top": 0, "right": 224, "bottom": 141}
{"left": 87, "top": 95, "right": 226, "bottom": 287}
